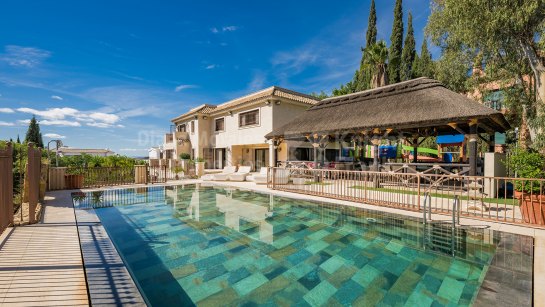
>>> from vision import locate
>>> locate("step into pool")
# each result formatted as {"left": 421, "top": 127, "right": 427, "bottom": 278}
{"left": 72, "top": 184, "right": 533, "bottom": 306}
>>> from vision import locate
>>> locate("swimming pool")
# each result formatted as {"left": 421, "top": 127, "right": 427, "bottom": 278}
{"left": 72, "top": 184, "right": 533, "bottom": 306}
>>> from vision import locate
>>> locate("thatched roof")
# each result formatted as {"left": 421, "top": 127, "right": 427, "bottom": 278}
{"left": 266, "top": 78, "right": 510, "bottom": 139}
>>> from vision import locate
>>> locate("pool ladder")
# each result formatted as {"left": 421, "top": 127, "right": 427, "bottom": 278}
{"left": 422, "top": 193, "right": 461, "bottom": 257}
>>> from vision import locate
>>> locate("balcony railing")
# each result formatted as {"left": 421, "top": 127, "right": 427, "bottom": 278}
{"left": 267, "top": 167, "right": 545, "bottom": 226}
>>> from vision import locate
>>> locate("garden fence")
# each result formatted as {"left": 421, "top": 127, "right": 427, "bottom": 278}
{"left": 268, "top": 167, "right": 545, "bottom": 227}
{"left": 0, "top": 143, "right": 13, "bottom": 234}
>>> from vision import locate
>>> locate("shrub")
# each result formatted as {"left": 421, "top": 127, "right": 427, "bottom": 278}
{"left": 507, "top": 147, "right": 545, "bottom": 193}
{"left": 180, "top": 153, "right": 191, "bottom": 160}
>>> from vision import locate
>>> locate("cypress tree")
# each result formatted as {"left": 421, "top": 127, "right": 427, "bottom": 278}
{"left": 417, "top": 38, "right": 434, "bottom": 78}
{"left": 388, "top": 0, "right": 404, "bottom": 83}
{"left": 400, "top": 12, "right": 416, "bottom": 81}
{"left": 356, "top": 0, "right": 378, "bottom": 91}
{"left": 16, "top": 135, "right": 20, "bottom": 144}
{"left": 365, "top": 0, "right": 377, "bottom": 47}
{"left": 24, "top": 116, "right": 44, "bottom": 148}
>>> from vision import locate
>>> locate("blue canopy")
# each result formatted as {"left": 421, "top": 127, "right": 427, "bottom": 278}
{"left": 436, "top": 134, "right": 464, "bottom": 145}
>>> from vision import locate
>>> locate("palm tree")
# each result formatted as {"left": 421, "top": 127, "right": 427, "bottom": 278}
{"left": 362, "top": 41, "right": 390, "bottom": 88}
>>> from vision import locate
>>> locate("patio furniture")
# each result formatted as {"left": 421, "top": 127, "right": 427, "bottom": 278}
{"left": 229, "top": 166, "right": 252, "bottom": 181}
{"left": 248, "top": 167, "right": 268, "bottom": 184}
{"left": 213, "top": 166, "right": 237, "bottom": 181}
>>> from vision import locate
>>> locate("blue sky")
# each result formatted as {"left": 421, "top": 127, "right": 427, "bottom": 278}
{"left": 0, "top": 0, "right": 434, "bottom": 156}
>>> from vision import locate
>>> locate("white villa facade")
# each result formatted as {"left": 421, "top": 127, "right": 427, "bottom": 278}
{"left": 156, "top": 86, "right": 319, "bottom": 170}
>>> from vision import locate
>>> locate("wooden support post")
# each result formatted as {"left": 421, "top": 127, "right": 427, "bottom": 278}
{"left": 412, "top": 137, "right": 418, "bottom": 164}
{"left": 373, "top": 144, "right": 379, "bottom": 171}
{"left": 469, "top": 124, "right": 478, "bottom": 176}
{"left": 488, "top": 133, "right": 496, "bottom": 153}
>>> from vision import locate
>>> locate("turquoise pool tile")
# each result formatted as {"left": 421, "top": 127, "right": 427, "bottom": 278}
{"left": 303, "top": 280, "right": 337, "bottom": 306}
{"left": 305, "top": 240, "right": 329, "bottom": 254}
{"left": 307, "top": 229, "right": 330, "bottom": 241}
{"left": 352, "top": 264, "right": 381, "bottom": 288}
{"left": 447, "top": 260, "right": 471, "bottom": 279}
{"left": 437, "top": 276, "right": 465, "bottom": 303}
{"left": 85, "top": 184, "right": 503, "bottom": 306}
{"left": 320, "top": 255, "right": 345, "bottom": 274}
{"left": 334, "top": 279, "right": 363, "bottom": 305}
{"left": 386, "top": 240, "right": 405, "bottom": 254}
{"left": 233, "top": 273, "right": 268, "bottom": 297}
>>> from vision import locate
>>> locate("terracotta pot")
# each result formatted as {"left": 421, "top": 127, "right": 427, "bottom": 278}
{"left": 514, "top": 191, "right": 545, "bottom": 225}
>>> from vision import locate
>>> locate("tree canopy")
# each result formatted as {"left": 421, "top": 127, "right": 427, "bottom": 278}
{"left": 388, "top": 0, "right": 404, "bottom": 84}
{"left": 400, "top": 12, "right": 416, "bottom": 81}
{"left": 24, "top": 116, "right": 44, "bottom": 148}
{"left": 427, "top": 0, "right": 545, "bottom": 150}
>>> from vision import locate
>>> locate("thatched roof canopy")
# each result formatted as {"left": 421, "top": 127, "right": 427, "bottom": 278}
{"left": 266, "top": 78, "right": 510, "bottom": 140}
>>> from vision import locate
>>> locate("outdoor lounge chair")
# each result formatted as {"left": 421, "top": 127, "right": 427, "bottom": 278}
{"left": 247, "top": 167, "right": 268, "bottom": 184}
{"left": 274, "top": 168, "right": 290, "bottom": 185}
{"left": 229, "top": 166, "right": 252, "bottom": 181}
{"left": 213, "top": 166, "right": 237, "bottom": 181}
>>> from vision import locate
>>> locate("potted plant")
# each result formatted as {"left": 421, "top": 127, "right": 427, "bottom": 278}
{"left": 172, "top": 166, "right": 184, "bottom": 180}
{"left": 180, "top": 153, "right": 191, "bottom": 173}
{"left": 507, "top": 147, "right": 545, "bottom": 225}
{"left": 193, "top": 157, "right": 205, "bottom": 177}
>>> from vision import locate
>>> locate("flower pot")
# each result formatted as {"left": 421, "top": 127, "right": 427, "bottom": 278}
{"left": 515, "top": 191, "right": 545, "bottom": 225}
{"left": 65, "top": 174, "right": 84, "bottom": 189}
{"left": 195, "top": 162, "right": 205, "bottom": 177}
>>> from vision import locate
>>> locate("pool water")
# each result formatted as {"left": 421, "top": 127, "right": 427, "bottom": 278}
{"left": 74, "top": 184, "right": 500, "bottom": 306}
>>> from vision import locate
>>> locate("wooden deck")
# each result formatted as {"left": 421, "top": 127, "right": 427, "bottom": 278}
{"left": 0, "top": 191, "right": 89, "bottom": 306}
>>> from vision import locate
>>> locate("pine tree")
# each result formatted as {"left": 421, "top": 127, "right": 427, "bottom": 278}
{"left": 24, "top": 116, "right": 44, "bottom": 148}
{"left": 356, "top": 0, "right": 378, "bottom": 91}
{"left": 416, "top": 38, "right": 434, "bottom": 78}
{"left": 400, "top": 12, "right": 416, "bottom": 81}
{"left": 16, "top": 135, "right": 20, "bottom": 144}
{"left": 388, "top": 0, "right": 404, "bottom": 83}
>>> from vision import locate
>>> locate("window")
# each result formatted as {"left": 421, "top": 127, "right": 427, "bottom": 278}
{"left": 215, "top": 118, "right": 225, "bottom": 132}
{"left": 239, "top": 109, "right": 259, "bottom": 127}
{"left": 191, "top": 121, "right": 195, "bottom": 133}
{"left": 177, "top": 124, "right": 186, "bottom": 132}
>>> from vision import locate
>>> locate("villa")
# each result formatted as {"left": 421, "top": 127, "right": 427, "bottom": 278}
{"left": 1, "top": 78, "right": 543, "bottom": 307}
{"left": 153, "top": 86, "right": 320, "bottom": 170}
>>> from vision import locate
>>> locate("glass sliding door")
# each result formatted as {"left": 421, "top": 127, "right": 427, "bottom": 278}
{"left": 214, "top": 148, "right": 226, "bottom": 169}
{"left": 255, "top": 149, "right": 269, "bottom": 171}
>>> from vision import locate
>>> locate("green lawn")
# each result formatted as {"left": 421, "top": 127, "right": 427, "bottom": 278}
{"left": 349, "top": 185, "right": 519, "bottom": 206}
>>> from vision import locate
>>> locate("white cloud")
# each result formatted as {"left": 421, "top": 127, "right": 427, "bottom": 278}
{"left": 174, "top": 84, "right": 198, "bottom": 92}
{"left": 17, "top": 107, "right": 79, "bottom": 120}
{"left": 119, "top": 148, "right": 145, "bottom": 152}
{"left": 43, "top": 133, "right": 66, "bottom": 139}
{"left": 16, "top": 107, "right": 123, "bottom": 128}
{"left": 205, "top": 64, "right": 217, "bottom": 70}
{"left": 87, "top": 122, "right": 114, "bottom": 128}
{"left": 211, "top": 26, "right": 239, "bottom": 33}
{"left": 222, "top": 26, "right": 238, "bottom": 32}
{"left": 0, "top": 121, "right": 14, "bottom": 126}
{"left": 0, "top": 108, "right": 14, "bottom": 113}
{"left": 51, "top": 95, "right": 63, "bottom": 100}
{"left": 40, "top": 120, "right": 81, "bottom": 127}
{"left": 17, "top": 119, "right": 30, "bottom": 125}
{"left": 88, "top": 112, "right": 120, "bottom": 124}
{"left": 247, "top": 71, "right": 267, "bottom": 91}
{"left": 0, "top": 45, "right": 51, "bottom": 68}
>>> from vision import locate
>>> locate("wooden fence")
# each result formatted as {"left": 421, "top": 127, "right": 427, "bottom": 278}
{"left": 26, "top": 143, "right": 42, "bottom": 224}
{"left": 0, "top": 143, "right": 13, "bottom": 234}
